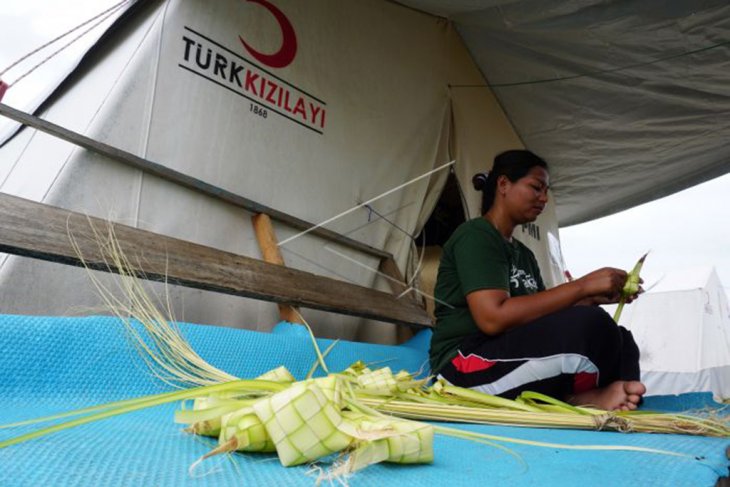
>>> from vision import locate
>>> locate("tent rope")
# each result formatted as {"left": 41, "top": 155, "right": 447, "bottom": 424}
{"left": 363, "top": 203, "right": 427, "bottom": 290}
{"left": 0, "top": 0, "right": 132, "bottom": 89}
{"left": 363, "top": 204, "right": 415, "bottom": 240}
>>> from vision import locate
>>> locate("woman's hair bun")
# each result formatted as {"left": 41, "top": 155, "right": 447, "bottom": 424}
{"left": 472, "top": 171, "right": 489, "bottom": 191}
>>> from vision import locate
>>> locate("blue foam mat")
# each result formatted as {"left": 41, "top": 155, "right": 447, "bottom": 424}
{"left": 0, "top": 315, "right": 727, "bottom": 486}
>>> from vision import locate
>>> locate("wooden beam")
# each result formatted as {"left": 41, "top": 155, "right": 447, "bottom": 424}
{"left": 0, "top": 192, "right": 432, "bottom": 327}
{"left": 251, "top": 213, "right": 303, "bottom": 324}
{"left": 0, "top": 103, "right": 390, "bottom": 260}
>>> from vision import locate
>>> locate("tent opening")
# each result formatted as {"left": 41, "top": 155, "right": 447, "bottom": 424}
{"left": 414, "top": 171, "right": 466, "bottom": 318}
{"left": 415, "top": 170, "right": 466, "bottom": 248}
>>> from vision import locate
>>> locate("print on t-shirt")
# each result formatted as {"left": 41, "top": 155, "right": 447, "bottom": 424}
{"left": 510, "top": 264, "right": 539, "bottom": 293}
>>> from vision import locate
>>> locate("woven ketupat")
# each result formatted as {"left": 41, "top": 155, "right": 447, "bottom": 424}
{"left": 356, "top": 366, "right": 399, "bottom": 395}
{"left": 252, "top": 377, "right": 352, "bottom": 466}
{"left": 342, "top": 411, "right": 434, "bottom": 471}
{"left": 219, "top": 406, "right": 276, "bottom": 452}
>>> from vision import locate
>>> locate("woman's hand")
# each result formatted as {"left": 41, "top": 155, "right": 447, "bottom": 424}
{"left": 620, "top": 280, "right": 644, "bottom": 304}
{"left": 575, "top": 268, "right": 637, "bottom": 305}
{"left": 465, "top": 268, "right": 642, "bottom": 335}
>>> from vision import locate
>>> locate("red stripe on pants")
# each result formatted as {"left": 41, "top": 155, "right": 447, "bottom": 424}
{"left": 452, "top": 354, "right": 497, "bottom": 373}
{"left": 573, "top": 371, "right": 598, "bottom": 393}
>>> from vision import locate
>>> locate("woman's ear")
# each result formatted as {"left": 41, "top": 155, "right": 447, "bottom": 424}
{"left": 496, "top": 175, "right": 510, "bottom": 196}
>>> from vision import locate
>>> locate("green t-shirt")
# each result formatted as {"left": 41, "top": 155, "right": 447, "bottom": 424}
{"left": 429, "top": 217, "right": 545, "bottom": 374}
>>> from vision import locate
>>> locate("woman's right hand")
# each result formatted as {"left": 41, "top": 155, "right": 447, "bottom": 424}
{"left": 575, "top": 268, "right": 628, "bottom": 305}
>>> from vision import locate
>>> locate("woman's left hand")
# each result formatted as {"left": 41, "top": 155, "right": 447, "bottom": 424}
{"left": 622, "top": 282, "right": 644, "bottom": 303}
{"left": 576, "top": 281, "right": 643, "bottom": 306}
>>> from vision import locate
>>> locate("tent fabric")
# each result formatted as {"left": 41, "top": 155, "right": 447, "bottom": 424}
{"left": 396, "top": 0, "right": 730, "bottom": 225}
{"left": 0, "top": 0, "right": 563, "bottom": 341}
{"left": 607, "top": 267, "right": 730, "bottom": 401}
{"left": 1, "top": 314, "right": 728, "bottom": 486}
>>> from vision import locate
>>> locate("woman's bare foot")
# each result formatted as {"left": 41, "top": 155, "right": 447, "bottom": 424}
{"left": 567, "top": 381, "right": 646, "bottom": 411}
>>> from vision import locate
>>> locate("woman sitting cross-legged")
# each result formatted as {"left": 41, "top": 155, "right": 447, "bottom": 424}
{"left": 429, "top": 150, "right": 645, "bottom": 411}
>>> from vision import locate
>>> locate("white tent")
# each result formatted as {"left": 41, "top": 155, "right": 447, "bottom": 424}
{"left": 6, "top": 0, "right": 729, "bottom": 227}
{"left": 0, "top": 0, "right": 728, "bottom": 344}
{"left": 609, "top": 267, "right": 730, "bottom": 400}
{"left": 0, "top": 0, "right": 565, "bottom": 343}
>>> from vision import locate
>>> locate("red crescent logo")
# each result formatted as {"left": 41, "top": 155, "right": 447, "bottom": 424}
{"left": 239, "top": 0, "right": 297, "bottom": 69}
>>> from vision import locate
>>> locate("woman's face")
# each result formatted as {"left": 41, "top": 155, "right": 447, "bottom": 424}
{"left": 502, "top": 166, "right": 550, "bottom": 223}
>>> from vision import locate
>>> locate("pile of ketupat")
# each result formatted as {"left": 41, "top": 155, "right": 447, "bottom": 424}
{"left": 2, "top": 341, "right": 728, "bottom": 483}
{"left": 1, "top": 225, "right": 728, "bottom": 484}
{"left": 182, "top": 365, "right": 435, "bottom": 476}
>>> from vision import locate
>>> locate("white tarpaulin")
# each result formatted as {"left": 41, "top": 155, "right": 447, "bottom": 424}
{"left": 396, "top": 0, "right": 730, "bottom": 226}
{"left": 608, "top": 267, "right": 730, "bottom": 401}
{"left": 0, "top": 0, "right": 562, "bottom": 342}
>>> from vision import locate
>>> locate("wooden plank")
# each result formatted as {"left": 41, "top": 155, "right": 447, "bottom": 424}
{"left": 251, "top": 213, "right": 303, "bottom": 324}
{"left": 0, "top": 103, "right": 390, "bottom": 260}
{"left": 0, "top": 192, "right": 432, "bottom": 327}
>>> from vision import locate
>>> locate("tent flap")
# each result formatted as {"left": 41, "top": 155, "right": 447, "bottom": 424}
{"left": 397, "top": 0, "right": 730, "bottom": 225}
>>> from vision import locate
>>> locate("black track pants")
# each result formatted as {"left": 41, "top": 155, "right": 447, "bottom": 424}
{"left": 437, "top": 306, "right": 640, "bottom": 400}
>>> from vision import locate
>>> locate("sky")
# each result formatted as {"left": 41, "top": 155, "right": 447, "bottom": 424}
{"left": 0, "top": 0, "right": 124, "bottom": 131}
{"left": 2, "top": 1, "right": 729, "bottom": 302}
{"left": 560, "top": 173, "right": 730, "bottom": 301}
